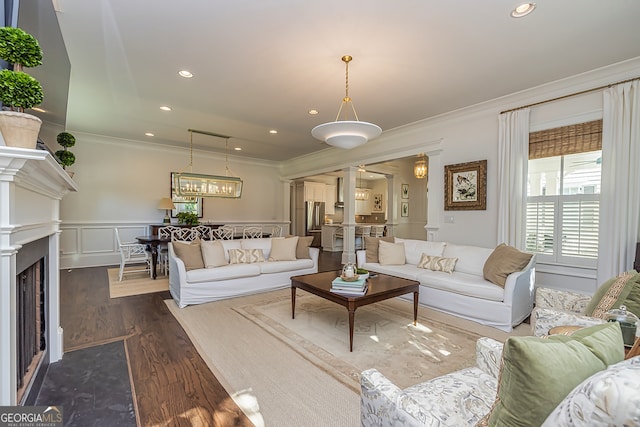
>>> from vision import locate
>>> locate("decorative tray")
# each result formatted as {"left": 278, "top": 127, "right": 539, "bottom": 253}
{"left": 339, "top": 274, "right": 361, "bottom": 282}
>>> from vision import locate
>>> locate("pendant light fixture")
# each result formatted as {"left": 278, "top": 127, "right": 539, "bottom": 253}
{"left": 355, "top": 165, "right": 370, "bottom": 200}
{"left": 414, "top": 155, "right": 427, "bottom": 179}
{"left": 311, "top": 55, "right": 382, "bottom": 149}
{"left": 174, "top": 129, "right": 243, "bottom": 198}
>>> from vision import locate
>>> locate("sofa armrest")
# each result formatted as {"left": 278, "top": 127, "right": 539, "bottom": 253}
{"left": 535, "top": 287, "right": 591, "bottom": 313}
{"left": 476, "top": 337, "right": 504, "bottom": 378}
{"left": 531, "top": 307, "right": 606, "bottom": 336}
{"left": 360, "top": 368, "right": 404, "bottom": 427}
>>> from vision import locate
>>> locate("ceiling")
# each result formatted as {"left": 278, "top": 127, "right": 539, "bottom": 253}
{"left": 28, "top": 1, "right": 640, "bottom": 161}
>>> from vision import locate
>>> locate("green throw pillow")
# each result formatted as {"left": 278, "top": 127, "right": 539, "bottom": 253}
{"left": 485, "top": 322, "right": 624, "bottom": 427}
{"left": 584, "top": 271, "right": 640, "bottom": 319}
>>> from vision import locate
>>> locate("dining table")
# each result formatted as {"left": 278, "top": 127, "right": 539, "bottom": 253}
{"left": 136, "top": 235, "right": 170, "bottom": 279}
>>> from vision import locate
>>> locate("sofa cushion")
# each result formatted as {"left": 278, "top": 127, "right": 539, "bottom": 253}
{"left": 228, "top": 248, "right": 265, "bottom": 264}
{"left": 364, "top": 236, "right": 394, "bottom": 263}
{"left": 269, "top": 236, "right": 298, "bottom": 261}
{"left": 542, "top": 356, "right": 640, "bottom": 427}
{"left": 220, "top": 240, "right": 242, "bottom": 262}
{"left": 395, "top": 238, "right": 446, "bottom": 265}
{"left": 173, "top": 239, "right": 204, "bottom": 270}
{"left": 483, "top": 243, "right": 532, "bottom": 287}
{"left": 185, "top": 263, "right": 260, "bottom": 283}
{"left": 379, "top": 240, "right": 406, "bottom": 265}
{"left": 296, "top": 236, "right": 314, "bottom": 259}
{"left": 259, "top": 258, "right": 315, "bottom": 274}
{"left": 584, "top": 270, "right": 640, "bottom": 319}
{"left": 442, "top": 244, "right": 493, "bottom": 276}
{"left": 241, "top": 238, "right": 274, "bottom": 259}
{"left": 200, "top": 240, "right": 228, "bottom": 268}
{"left": 416, "top": 270, "right": 504, "bottom": 301}
{"left": 417, "top": 254, "right": 457, "bottom": 273}
{"left": 483, "top": 322, "right": 625, "bottom": 426}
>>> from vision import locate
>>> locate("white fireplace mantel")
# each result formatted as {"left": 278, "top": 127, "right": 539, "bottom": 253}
{"left": 0, "top": 146, "right": 78, "bottom": 405}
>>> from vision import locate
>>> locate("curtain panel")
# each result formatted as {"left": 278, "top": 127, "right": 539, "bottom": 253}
{"left": 497, "top": 108, "right": 530, "bottom": 248}
{"left": 597, "top": 80, "right": 640, "bottom": 284}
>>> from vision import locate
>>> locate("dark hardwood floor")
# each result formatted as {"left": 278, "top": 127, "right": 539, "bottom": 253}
{"left": 51, "top": 250, "right": 343, "bottom": 426}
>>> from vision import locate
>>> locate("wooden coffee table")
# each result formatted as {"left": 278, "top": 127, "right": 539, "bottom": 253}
{"left": 290, "top": 270, "right": 420, "bottom": 351}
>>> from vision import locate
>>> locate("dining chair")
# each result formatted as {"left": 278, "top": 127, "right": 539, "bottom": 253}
{"left": 194, "top": 225, "right": 214, "bottom": 240}
{"left": 270, "top": 224, "right": 283, "bottom": 237}
{"left": 242, "top": 226, "right": 263, "bottom": 239}
{"left": 355, "top": 225, "right": 372, "bottom": 250}
{"left": 157, "top": 226, "right": 180, "bottom": 274}
{"left": 215, "top": 225, "right": 235, "bottom": 240}
{"left": 370, "top": 225, "right": 385, "bottom": 238}
{"left": 171, "top": 228, "right": 198, "bottom": 241}
{"left": 114, "top": 227, "right": 152, "bottom": 281}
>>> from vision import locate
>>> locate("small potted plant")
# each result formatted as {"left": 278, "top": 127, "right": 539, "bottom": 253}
{"left": 0, "top": 27, "right": 44, "bottom": 149}
{"left": 176, "top": 212, "right": 199, "bottom": 226}
{"left": 55, "top": 131, "right": 76, "bottom": 173}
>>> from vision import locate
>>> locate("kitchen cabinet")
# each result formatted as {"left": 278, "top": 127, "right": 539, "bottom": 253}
{"left": 304, "top": 182, "right": 326, "bottom": 202}
{"left": 355, "top": 188, "right": 372, "bottom": 215}
{"left": 325, "top": 184, "right": 336, "bottom": 214}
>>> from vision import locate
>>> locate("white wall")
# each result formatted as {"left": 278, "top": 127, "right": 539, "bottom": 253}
{"left": 55, "top": 133, "right": 286, "bottom": 268}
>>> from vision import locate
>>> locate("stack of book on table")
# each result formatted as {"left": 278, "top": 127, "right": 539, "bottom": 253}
{"left": 331, "top": 276, "right": 368, "bottom": 296}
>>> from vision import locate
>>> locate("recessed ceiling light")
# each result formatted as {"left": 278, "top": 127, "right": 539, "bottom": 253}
{"left": 511, "top": 3, "right": 536, "bottom": 18}
{"left": 308, "top": 109, "right": 318, "bottom": 115}
{"left": 145, "top": 132, "right": 154, "bottom": 137}
{"left": 234, "top": 147, "right": 242, "bottom": 151}
{"left": 178, "top": 70, "right": 193, "bottom": 78}
{"left": 31, "top": 107, "right": 46, "bottom": 112}
{"left": 269, "top": 129, "right": 278, "bottom": 134}
{"left": 160, "top": 105, "right": 172, "bottom": 111}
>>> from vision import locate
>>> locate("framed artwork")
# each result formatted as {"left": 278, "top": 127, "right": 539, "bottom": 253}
{"left": 401, "top": 201, "right": 409, "bottom": 217}
{"left": 444, "top": 160, "right": 487, "bottom": 210}
{"left": 401, "top": 184, "right": 409, "bottom": 199}
{"left": 373, "top": 193, "right": 383, "bottom": 212}
{"left": 170, "top": 172, "right": 203, "bottom": 218}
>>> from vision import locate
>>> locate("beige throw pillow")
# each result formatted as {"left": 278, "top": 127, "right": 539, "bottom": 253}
{"left": 200, "top": 240, "right": 228, "bottom": 268}
{"left": 483, "top": 243, "right": 532, "bottom": 287}
{"left": 417, "top": 254, "right": 458, "bottom": 273}
{"left": 296, "top": 236, "right": 314, "bottom": 259}
{"left": 378, "top": 240, "right": 406, "bottom": 265}
{"left": 364, "top": 236, "right": 394, "bottom": 263}
{"left": 228, "top": 248, "right": 265, "bottom": 264}
{"left": 172, "top": 239, "right": 204, "bottom": 270}
{"left": 269, "top": 236, "right": 299, "bottom": 261}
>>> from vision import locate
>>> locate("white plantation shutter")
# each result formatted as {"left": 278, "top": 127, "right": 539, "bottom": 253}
{"left": 526, "top": 198, "right": 555, "bottom": 256}
{"left": 560, "top": 196, "right": 599, "bottom": 261}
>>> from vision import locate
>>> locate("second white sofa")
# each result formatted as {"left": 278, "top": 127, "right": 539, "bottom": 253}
{"left": 356, "top": 238, "right": 536, "bottom": 332}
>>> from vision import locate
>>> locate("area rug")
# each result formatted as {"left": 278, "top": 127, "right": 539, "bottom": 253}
{"left": 107, "top": 267, "right": 168, "bottom": 298}
{"left": 233, "top": 292, "right": 482, "bottom": 390}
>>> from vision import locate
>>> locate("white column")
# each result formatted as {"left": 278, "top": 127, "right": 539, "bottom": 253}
{"left": 281, "top": 179, "right": 293, "bottom": 235}
{"left": 424, "top": 149, "right": 443, "bottom": 241}
{"left": 341, "top": 166, "right": 358, "bottom": 264}
{"left": 385, "top": 174, "right": 396, "bottom": 236}
{"left": 48, "top": 232, "right": 63, "bottom": 363}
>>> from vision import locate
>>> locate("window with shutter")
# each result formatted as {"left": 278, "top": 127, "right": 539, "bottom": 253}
{"left": 526, "top": 120, "right": 601, "bottom": 267}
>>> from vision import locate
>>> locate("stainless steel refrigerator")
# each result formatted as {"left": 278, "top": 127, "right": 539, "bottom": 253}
{"left": 305, "top": 201, "right": 325, "bottom": 233}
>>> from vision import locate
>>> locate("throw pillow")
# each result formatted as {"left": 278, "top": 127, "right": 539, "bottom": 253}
{"left": 378, "top": 240, "right": 406, "bottom": 265}
{"left": 541, "top": 357, "right": 640, "bottom": 427}
{"left": 417, "top": 254, "right": 458, "bottom": 273}
{"left": 269, "top": 236, "right": 298, "bottom": 261}
{"left": 228, "top": 248, "right": 265, "bottom": 264}
{"left": 584, "top": 270, "right": 640, "bottom": 319}
{"left": 241, "top": 238, "right": 274, "bottom": 259}
{"left": 172, "top": 239, "right": 204, "bottom": 270}
{"left": 200, "top": 240, "right": 227, "bottom": 268}
{"left": 483, "top": 322, "right": 624, "bottom": 427}
{"left": 483, "top": 243, "right": 532, "bottom": 288}
{"left": 364, "top": 236, "right": 394, "bottom": 263}
{"left": 296, "top": 236, "right": 314, "bottom": 259}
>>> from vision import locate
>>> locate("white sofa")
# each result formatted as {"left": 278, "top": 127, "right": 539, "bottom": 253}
{"left": 356, "top": 238, "right": 536, "bottom": 332}
{"left": 169, "top": 238, "right": 319, "bottom": 308}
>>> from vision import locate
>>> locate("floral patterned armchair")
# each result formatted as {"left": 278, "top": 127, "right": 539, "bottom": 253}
{"left": 360, "top": 337, "right": 503, "bottom": 427}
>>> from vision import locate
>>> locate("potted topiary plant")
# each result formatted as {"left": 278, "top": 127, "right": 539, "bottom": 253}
{"left": 0, "top": 26, "right": 44, "bottom": 149}
{"left": 55, "top": 131, "right": 76, "bottom": 173}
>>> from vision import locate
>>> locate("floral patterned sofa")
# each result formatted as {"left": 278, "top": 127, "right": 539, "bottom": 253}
{"left": 360, "top": 322, "right": 640, "bottom": 427}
